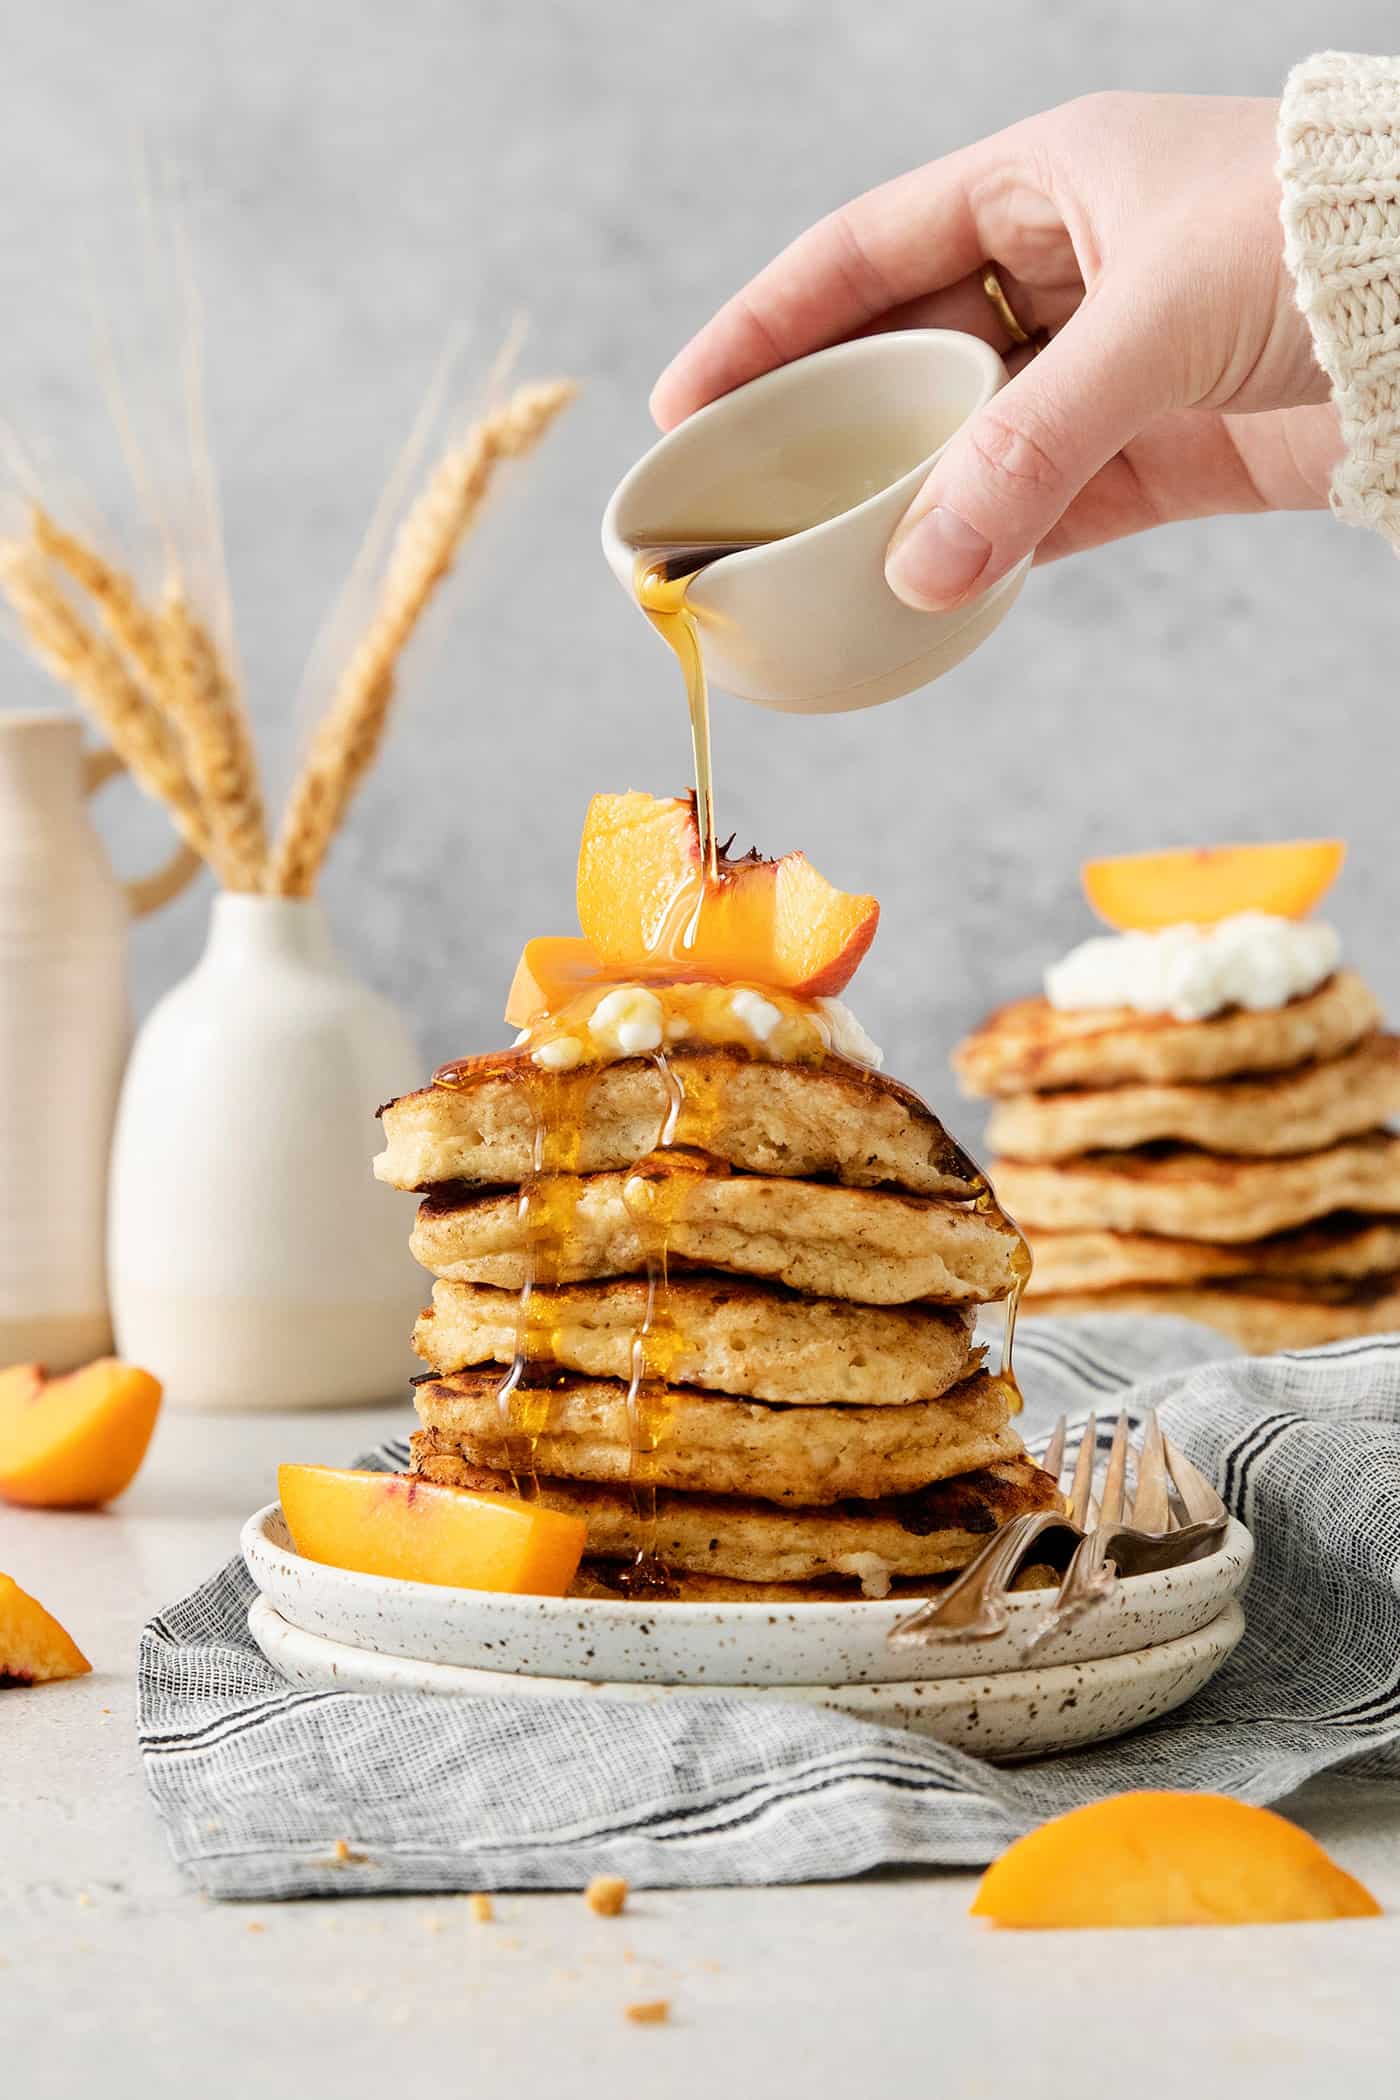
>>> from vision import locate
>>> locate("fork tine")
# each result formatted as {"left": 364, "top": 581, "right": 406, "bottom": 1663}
{"left": 1098, "top": 1411, "right": 1132, "bottom": 1526}
{"left": 1066, "top": 1413, "right": 1096, "bottom": 1528}
{"left": 1042, "top": 1413, "right": 1067, "bottom": 1486}
{"left": 1132, "top": 1410, "right": 1172, "bottom": 1533}
{"left": 1164, "top": 1437, "right": 1227, "bottom": 1523}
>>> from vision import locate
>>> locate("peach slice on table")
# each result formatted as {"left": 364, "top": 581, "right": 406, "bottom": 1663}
{"left": 0, "top": 1359, "right": 163, "bottom": 1508}
{"left": 278, "top": 1465, "right": 588, "bottom": 1597}
{"left": 1083, "top": 841, "right": 1345, "bottom": 932}
{"left": 971, "top": 1792, "right": 1381, "bottom": 1929}
{"left": 576, "top": 790, "right": 880, "bottom": 997}
{"left": 0, "top": 1573, "right": 91, "bottom": 1687}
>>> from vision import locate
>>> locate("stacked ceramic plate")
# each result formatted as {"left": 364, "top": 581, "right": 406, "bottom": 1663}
{"left": 242, "top": 1505, "right": 1251, "bottom": 1760}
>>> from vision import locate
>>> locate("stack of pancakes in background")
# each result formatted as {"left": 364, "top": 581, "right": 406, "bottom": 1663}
{"left": 376, "top": 1046, "right": 1059, "bottom": 1600}
{"left": 955, "top": 970, "right": 1400, "bottom": 1350}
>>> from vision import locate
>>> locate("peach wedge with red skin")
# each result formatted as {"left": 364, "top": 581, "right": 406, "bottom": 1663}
{"left": 0, "top": 1573, "right": 91, "bottom": 1687}
{"left": 278, "top": 1465, "right": 588, "bottom": 1597}
{"left": 576, "top": 790, "right": 879, "bottom": 997}
{"left": 0, "top": 1359, "right": 163, "bottom": 1509}
{"left": 1083, "top": 841, "right": 1345, "bottom": 932}
{"left": 971, "top": 1792, "right": 1381, "bottom": 1929}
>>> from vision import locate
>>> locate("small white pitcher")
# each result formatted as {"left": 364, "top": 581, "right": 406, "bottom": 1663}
{"left": 602, "top": 330, "right": 1027, "bottom": 714}
{"left": 107, "top": 894, "right": 424, "bottom": 1411}
{"left": 0, "top": 710, "right": 197, "bottom": 1369}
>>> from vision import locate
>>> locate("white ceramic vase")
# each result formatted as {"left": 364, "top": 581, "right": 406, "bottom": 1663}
{"left": 0, "top": 711, "right": 197, "bottom": 1369}
{"left": 108, "top": 894, "right": 424, "bottom": 1411}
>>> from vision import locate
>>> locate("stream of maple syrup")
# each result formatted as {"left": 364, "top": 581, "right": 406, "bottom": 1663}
{"left": 632, "top": 540, "right": 776, "bottom": 936}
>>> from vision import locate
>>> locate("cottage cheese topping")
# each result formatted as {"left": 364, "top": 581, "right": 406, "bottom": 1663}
{"left": 588, "top": 986, "right": 665, "bottom": 1056}
{"left": 527, "top": 982, "right": 885, "bottom": 1070}
{"left": 1045, "top": 913, "right": 1340, "bottom": 1023}
{"left": 815, "top": 997, "right": 885, "bottom": 1069}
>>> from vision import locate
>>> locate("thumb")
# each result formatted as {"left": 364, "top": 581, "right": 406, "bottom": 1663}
{"left": 885, "top": 286, "right": 1165, "bottom": 609}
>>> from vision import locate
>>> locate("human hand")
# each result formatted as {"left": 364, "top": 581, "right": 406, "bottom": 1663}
{"left": 651, "top": 94, "right": 1343, "bottom": 609}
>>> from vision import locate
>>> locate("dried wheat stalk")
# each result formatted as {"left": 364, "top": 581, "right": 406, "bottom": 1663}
{"left": 32, "top": 506, "right": 169, "bottom": 696}
{"left": 158, "top": 583, "right": 266, "bottom": 889}
{"left": 268, "top": 377, "right": 576, "bottom": 896}
{"left": 0, "top": 540, "right": 214, "bottom": 861}
{"left": 21, "top": 507, "right": 267, "bottom": 889}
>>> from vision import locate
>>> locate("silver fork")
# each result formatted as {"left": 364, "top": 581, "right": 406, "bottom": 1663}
{"left": 888, "top": 1409, "right": 1228, "bottom": 1652}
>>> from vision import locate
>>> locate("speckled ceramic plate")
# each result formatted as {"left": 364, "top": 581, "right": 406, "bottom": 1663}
{"left": 241, "top": 1502, "right": 1252, "bottom": 1688}
{"left": 248, "top": 1593, "right": 1245, "bottom": 1760}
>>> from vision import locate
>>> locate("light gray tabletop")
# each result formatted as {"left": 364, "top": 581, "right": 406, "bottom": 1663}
{"left": 5, "top": 1402, "right": 1399, "bottom": 2100}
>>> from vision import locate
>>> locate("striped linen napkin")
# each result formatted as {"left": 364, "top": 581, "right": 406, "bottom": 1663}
{"left": 138, "top": 1317, "right": 1400, "bottom": 1899}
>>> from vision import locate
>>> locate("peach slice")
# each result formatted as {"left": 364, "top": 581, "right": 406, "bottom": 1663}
{"left": 0, "top": 1573, "right": 91, "bottom": 1686}
{"left": 971, "top": 1792, "right": 1381, "bottom": 1929}
{"left": 278, "top": 1465, "right": 588, "bottom": 1596}
{"left": 0, "top": 1359, "right": 163, "bottom": 1509}
{"left": 1083, "top": 841, "right": 1345, "bottom": 932}
{"left": 505, "top": 935, "right": 608, "bottom": 1029}
{"left": 577, "top": 790, "right": 879, "bottom": 996}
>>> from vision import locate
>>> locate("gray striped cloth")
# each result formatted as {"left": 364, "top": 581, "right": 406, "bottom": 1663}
{"left": 138, "top": 1318, "right": 1400, "bottom": 1900}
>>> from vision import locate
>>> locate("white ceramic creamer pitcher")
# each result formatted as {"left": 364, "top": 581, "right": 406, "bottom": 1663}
{"left": 107, "top": 894, "right": 424, "bottom": 1411}
{"left": 0, "top": 711, "right": 198, "bottom": 1368}
{"left": 602, "top": 330, "right": 1028, "bottom": 714}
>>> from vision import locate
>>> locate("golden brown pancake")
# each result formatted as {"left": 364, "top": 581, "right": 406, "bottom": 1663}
{"left": 1027, "top": 1274, "right": 1400, "bottom": 1352}
{"left": 1023, "top": 1215, "right": 1400, "bottom": 1293}
{"left": 412, "top": 1275, "right": 982, "bottom": 1405}
{"left": 376, "top": 1045, "right": 983, "bottom": 1197}
{"left": 986, "top": 1035, "right": 1400, "bottom": 1162}
{"left": 408, "top": 1450, "right": 1060, "bottom": 1590}
{"left": 955, "top": 971, "right": 1379, "bottom": 1097}
{"left": 994, "top": 1132, "right": 1400, "bottom": 1243}
{"left": 411, "top": 1166, "right": 1026, "bottom": 1307}
{"left": 411, "top": 1368, "right": 1020, "bottom": 1505}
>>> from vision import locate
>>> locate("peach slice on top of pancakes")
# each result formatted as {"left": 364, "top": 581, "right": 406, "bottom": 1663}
{"left": 1083, "top": 840, "right": 1345, "bottom": 932}
{"left": 506, "top": 790, "right": 879, "bottom": 1025}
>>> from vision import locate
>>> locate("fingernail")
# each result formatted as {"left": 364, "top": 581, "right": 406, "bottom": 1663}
{"left": 885, "top": 506, "right": 992, "bottom": 609}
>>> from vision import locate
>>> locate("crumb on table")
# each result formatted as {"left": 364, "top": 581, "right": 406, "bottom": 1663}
{"left": 585, "top": 1875, "right": 629, "bottom": 1917}
{"left": 469, "top": 1893, "right": 494, "bottom": 1923}
{"left": 625, "top": 2000, "right": 670, "bottom": 2026}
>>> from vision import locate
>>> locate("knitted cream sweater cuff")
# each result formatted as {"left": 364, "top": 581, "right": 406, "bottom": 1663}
{"left": 1279, "top": 52, "right": 1400, "bottom": 550}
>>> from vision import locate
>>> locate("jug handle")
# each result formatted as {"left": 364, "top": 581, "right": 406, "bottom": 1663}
{"left": 82, "top": 746, "right": 204, "bottom": 917}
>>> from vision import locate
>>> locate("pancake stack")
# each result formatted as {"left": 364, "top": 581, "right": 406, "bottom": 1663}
{"left": 954, "top": 970, "right": 1400, "bottom": 1350}
{"left": 375, "top": 1044, "right": 1058, "bottom": 1601}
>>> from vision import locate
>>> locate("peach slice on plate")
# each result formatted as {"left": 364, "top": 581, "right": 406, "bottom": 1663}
{"left": 1083, "top": 841, "right": 1345, "bottom": 932}
{"left": 0, "top": 1359, "right": 163, "bottom": 1508}
{"left": 576, "top": 790, "right": 879, "bottom": 996}
{"left": 278, "top": 1465, "right": 588, "bottom": 1597}
{"left": 971, "top": 1791, "right": 1381, "bottom": 1929}
{"left": 0, "top": 1573, "right": 91, "bottom": 1687}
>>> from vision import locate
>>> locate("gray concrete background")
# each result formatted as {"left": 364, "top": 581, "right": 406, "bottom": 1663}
{"left": 2, "top": 2, "right": 1397, "bottom": 1143}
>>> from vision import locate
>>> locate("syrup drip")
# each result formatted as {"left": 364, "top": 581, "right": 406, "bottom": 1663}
{"left": 492, "top": 1064, "right": 594, "bottom": 1490}
{"left": 611, "top": 1053, "right": 730, "bottom": 1589}
{"left": 632, "top": 541, "right": 773, "bottom": 950}
{"left": 972, "top": 1177, "right": 1029, "bottom": 1418}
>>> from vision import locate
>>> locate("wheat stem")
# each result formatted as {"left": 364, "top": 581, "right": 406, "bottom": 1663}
{"left": 159, "top": 584, "right": 267, "bottom": 889}
{"left": 268, "top": 377, "right": 575, "bottom": 896}
{"left": 0, "top": 541, "right": 214, "bottom": 862}
{"left": 32, "top": 507, "right": 168, "bottom": 694}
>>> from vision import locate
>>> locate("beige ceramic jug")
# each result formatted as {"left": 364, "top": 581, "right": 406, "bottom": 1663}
{"left": 0, "top": 710, "right": 198, "bottom": 1368}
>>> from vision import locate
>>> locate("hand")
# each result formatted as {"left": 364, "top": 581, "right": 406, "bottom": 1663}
{"left": 651, "top": 93, "right": 1343, "bottom": 610}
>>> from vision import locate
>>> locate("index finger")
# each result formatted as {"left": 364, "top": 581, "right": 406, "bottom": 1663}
{"left": 649, "top": 141, "right": 995, "bottom": 430}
